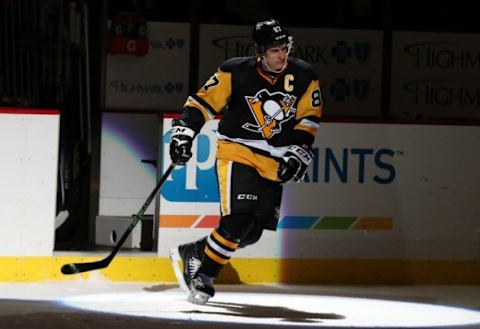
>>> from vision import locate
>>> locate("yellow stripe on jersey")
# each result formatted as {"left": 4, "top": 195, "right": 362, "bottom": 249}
{"left": 295, "top": 117, "right": 320, "bottom": 135}
{"left": 196, "top": 70, "right": 232, "bottom": 114}
{"left": 211, "top": 229, "right": 239, "bottom": 250}
{"left": 296, "top": 79, "right": 322, "bottom": 119}
{"left": 216, "top": 159, "right": 231, "bottom": 216}
{"left": 216, "top": 140, "right": 280, "bottom": 182}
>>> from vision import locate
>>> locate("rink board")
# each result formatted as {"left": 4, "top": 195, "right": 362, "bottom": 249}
{"left": 0, "top": 255, "right": 479, "bottom": 284}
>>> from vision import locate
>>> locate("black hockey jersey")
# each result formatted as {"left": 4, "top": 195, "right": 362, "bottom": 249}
{"left": 181, "top": 56, "right": 322, "bottom": 181}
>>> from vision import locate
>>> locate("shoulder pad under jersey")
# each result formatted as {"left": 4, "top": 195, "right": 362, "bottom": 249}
{"left": 219, "top": 56, "right": 256, "bottom": 73}
{"left": 288, "top": 57, "right": 319, "bottom": 80}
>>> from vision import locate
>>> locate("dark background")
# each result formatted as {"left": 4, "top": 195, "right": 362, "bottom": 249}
{"left": 111, "top": 0, "right": 479, "bottom": 32}
{"left": 0, "top": 0, "right": 478, "bottom": 250}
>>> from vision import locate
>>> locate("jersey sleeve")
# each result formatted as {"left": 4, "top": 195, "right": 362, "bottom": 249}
{"left": 184, "top": 69, "right": 232, "bottom": 122}
{"left": 292, "top": 79, "right": 322, "bottom": 145}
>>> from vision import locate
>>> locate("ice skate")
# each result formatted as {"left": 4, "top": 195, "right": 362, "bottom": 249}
{"left": 187, "top": 272, "right": 215, "bottom": 305}
{"left": 169, "top": 242, "right": 203, "bottom": 297}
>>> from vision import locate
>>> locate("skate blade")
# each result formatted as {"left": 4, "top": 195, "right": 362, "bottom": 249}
{"left": 168, "top": 248, "right": 190, "bottom": 295}
{"left": 188, "top": 291, "right": 211, "bottom": 305}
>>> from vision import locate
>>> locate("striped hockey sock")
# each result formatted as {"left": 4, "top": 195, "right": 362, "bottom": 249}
{"left": 201, "top": 229, "right": 239, "bottom": 277}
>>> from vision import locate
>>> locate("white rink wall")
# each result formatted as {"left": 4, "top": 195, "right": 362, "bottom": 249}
{"left": 0, "top": 109, "right": 59, "bottom": 256}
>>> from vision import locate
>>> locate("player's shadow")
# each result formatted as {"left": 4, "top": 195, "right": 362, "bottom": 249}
{"left": 184, "top": 301, "right": 345, "bottom": 323}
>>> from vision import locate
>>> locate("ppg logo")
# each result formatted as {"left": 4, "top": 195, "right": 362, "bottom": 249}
{"left": 162, "top": 120, "right": 220, "bottom": 202}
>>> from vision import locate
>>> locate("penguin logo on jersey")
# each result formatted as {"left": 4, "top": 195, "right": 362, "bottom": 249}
{"left": 243, "top": 89, "right": 297, "bottom": 139}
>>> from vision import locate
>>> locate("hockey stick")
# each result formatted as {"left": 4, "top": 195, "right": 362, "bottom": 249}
{"left": 61, "top": 163, "right": 176, "bottom": 275}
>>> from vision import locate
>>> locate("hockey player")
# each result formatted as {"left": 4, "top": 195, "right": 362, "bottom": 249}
{"left": 169, "top": 19, "right": 322, "bottom": 305}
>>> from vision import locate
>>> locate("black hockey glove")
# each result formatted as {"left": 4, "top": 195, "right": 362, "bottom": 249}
{"left": 169, "top": 119, "right": 195, "bottom": 165}
{"left": 278, "top": 145, "right": 314, "bottom": 183}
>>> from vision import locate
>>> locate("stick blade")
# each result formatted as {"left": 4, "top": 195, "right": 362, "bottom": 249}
{"left": 60, "top": 260, "right": 107, "bottom": 275}
{"left": 61, "top": 263, "right": 80, "bottom": 275}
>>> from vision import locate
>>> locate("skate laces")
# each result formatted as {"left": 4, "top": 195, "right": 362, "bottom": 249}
{"left": 186, "top": 257, "right": 201, "bottom": 278}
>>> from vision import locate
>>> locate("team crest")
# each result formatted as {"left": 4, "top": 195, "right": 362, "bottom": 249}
{"left": 243, "top": 89, "right": 297, "bottom": 139}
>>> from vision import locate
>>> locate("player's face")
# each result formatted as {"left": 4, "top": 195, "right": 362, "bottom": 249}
{"left": 263, "top": 44, "right": 289, "bottom": 71}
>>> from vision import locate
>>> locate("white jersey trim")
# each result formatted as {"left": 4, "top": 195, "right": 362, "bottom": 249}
{"left": 299, "top": 118, "right": 320, "bottom": 129}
